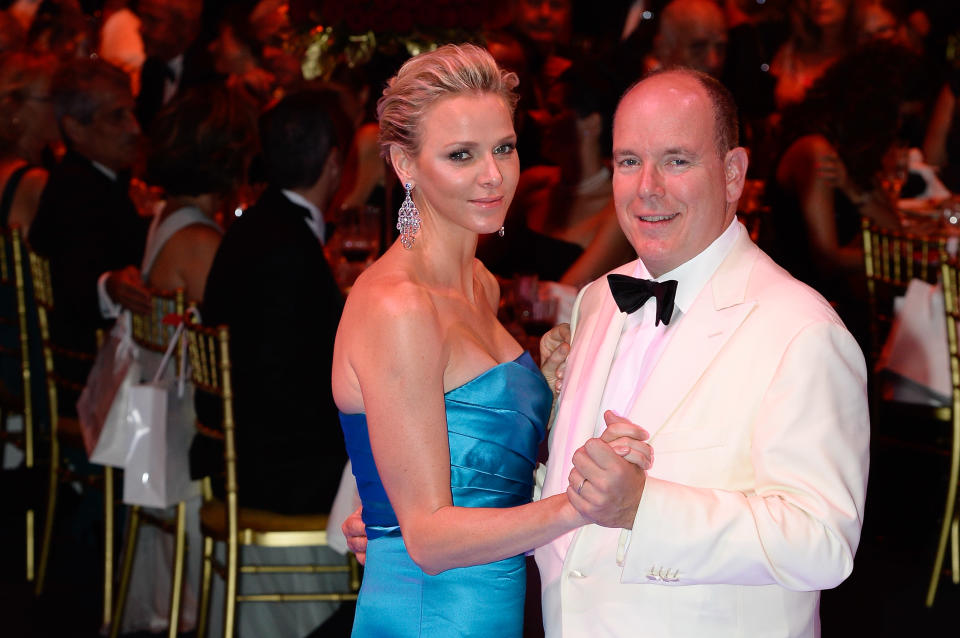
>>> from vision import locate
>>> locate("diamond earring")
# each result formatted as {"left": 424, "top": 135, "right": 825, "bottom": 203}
{"left": 397, "top": 182, "right": 421, "bottom": 249}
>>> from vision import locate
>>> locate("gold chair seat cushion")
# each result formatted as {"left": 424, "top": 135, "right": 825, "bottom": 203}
{"left": 200, "top": 498, "right": 330, "bottom": 537}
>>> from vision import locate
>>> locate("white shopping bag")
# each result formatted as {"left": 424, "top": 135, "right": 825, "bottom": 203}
{"left": 878, "top": 278, "right": 951, "bottom": 404}
{"left": 78, "top": 312, "right": 142, "bottom": 467}
{"left": 122, "top": 322, "right": 200, "bottom": 507}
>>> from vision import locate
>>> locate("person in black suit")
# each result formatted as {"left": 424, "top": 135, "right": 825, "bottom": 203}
{"left": 28, "top": 57, "right": 151, "bottom": 394}
{"left": 193, "top": 89, "right": 352, "bottom": 515}
{"left": 135, "top": 0, "right": 208, "bottom": 128}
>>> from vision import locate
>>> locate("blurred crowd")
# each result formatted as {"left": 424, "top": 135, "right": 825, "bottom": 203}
{"left": 2, "top": 0, "right": 960, "bottom": 635}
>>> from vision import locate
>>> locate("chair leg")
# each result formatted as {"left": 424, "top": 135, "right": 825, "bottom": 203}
{"left": 951, "top": 513, "right": 959, "bottom": 585}
{"left": 26, "top": 508, "right": 34, "bottom": 582}
{"left": 349, "top": 553, "right": 360, "bottom": 592}
{"left": 34, "top": 435, "right": 58, "bottom": 596}
{"left": 167, "top": 502, "right": 187, "bottom": 638}
{"left": 224, "top": 534, "right": 238, "bottom": 638}
{"left": 926, "top": 414, "right": 960, "bottom": 607}
{"left": 196, "top": 534, "right": 214, "bottom": 638}
{"left": 103, "top": 466, "right": 114, "bottom": 630}
{"left": 109, "top": 505, "right": 141, "bottom": 638}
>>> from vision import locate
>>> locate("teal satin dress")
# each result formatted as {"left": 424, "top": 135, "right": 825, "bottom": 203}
{"left": 340, "top": 352, "right": 551, "bottom": 637}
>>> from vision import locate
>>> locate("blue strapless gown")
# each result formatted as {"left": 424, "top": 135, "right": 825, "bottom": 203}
{"left": 340, "top": 352, "right": 551, "bottom": 637}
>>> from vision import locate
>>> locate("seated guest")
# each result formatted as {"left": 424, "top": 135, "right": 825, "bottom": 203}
{"left": 134, "top": 0, "right": 207, "bottom": 128}
{"left": 768, "top": 41, "right": 917, "bottom": 341}
{"left": 924, "top": 66, "right": 960, "bottom": 193}
{"left": 769, "top": 0, "right": 855, "bottom": 110}
{"left": 646, "top": 0, "right": 729, "bottom": 78}
{"left": 0, "top": 51, "right": 58, "bottom": 428}
{"left": 28, "top": 57, "right": 151, "bottom": 394}
{"left": 0, "top": 51, "right": 58, "bottom": 234}
{"left": 141, "top": 86, "right": 258, "bottom": 300}
{"left": 114, "top": 86, "right": 259, "bottom": 636}
{"left": 479, "top": 61, "right": 632, "bottom": 285}
{"left": 192, "top": 89, "right": 351, "bottom": 515}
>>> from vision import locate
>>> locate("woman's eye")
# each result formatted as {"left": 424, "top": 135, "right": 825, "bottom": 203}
{"left": 448, "top": 150, "right": 471, "bottom": 161}
{"left": 494, "top": 143, "right": 516, "bottom": 155}
{"left": 618, "top": 158, "right": 639, "bottom": 168}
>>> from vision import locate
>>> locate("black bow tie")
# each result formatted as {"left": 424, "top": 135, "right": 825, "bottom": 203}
{"left": 607, "top": 274, "right": 678, "bottom": 326}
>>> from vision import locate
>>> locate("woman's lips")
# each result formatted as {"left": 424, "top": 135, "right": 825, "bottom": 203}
{"left": 470, "top": 196, "right": 505, "bottom": 208}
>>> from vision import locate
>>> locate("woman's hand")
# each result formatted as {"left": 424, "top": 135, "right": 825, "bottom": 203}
{"left": 540, "top": 323, "right": 571, "bottom": 394}
{"left": 342, "top": 506, "right": 367, "bottom": 565}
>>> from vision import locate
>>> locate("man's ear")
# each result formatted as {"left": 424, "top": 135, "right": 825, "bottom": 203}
{"left": 389, "top": 144, "right": 415, "bottom": 187}
{"left": 723, "top": 146, "right": 749, "bottom": 204}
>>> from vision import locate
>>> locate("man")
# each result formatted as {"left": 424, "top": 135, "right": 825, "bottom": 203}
{"left": 647, "top": 0, "right": 728, "bottom": 77}
{"left": 535, "top": 69, "right": 868, "bottom": 636}
{"left": 29, "top": 58, "right": 150, "bottom": 389}
{"left": 134, "top": 0, "right": 206, "bottom": 127}
{"left": 193, "top": 89, "right": 350, "bottom": 515}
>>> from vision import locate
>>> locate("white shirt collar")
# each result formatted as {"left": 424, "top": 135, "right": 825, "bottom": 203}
{"left": 91, "top": 160, "right": 117, "bottom": 182}
{"left": 633, "top": 216, "right": 742, "bottom": 315}
{"left": 281, "top": 189, "right": 325, "bottom": 243}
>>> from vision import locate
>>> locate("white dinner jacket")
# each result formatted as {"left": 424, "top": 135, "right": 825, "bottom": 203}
{"left": 535, "top": 224, "right": 870, "bottom": 638}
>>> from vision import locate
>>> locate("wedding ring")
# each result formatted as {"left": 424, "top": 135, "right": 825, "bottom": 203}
{"left": 577, "top": 478, "right": 587, "bottom": 495}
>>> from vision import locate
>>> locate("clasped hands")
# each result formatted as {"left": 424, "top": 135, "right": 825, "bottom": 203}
{"left": 541, "top": 323, "right": 652, "bottom": 530}
{"left": 566, "top": 410, "right": 652, "bottom": 529}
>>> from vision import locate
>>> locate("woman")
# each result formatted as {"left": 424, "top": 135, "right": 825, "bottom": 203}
{"left": 0, "top": 51, "right": 58, "bottom": 234}
{"left": 141, "top": 86, "right": 257, "bottom": 300}
{"left": 116, "top": 85, "right": 257, "bottom": 636}
{"left": 769, "top": 40, "right": 917, "bottom": 342}
{"left": 332, "top": 44, "right": 646, "bottom": 636}
{"left": 769, "top": 0, "right": 855, "bottom": 109}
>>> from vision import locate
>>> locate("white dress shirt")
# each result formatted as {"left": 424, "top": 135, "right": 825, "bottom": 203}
{"left": 596, "top": 216, "right": 741, "bottom": 435}
{"left": 281, "top": 189, "right": 326, "bottom": 244}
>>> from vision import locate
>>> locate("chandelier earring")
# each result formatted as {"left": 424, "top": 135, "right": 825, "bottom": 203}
{"left": 498, "top": 226, "right": 505, "bottom": 237}
{"left": 397, "top": 182, "right": 421, "bottom": 249}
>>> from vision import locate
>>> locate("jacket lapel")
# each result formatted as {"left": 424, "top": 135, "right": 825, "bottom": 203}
{"left": 628, "top": 230, "right": 760, "bottom": 441}
{"left": 543, "top": 262, "right": 634, "bottom": 500}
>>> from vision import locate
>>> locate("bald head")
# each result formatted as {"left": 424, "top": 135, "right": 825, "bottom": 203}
{"left": 655, "top": 0, "right": 728, "bottom": 77}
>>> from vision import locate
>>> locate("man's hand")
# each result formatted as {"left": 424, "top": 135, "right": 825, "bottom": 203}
{"left": 540, "top": 323, "right": 571, "bottom": 394}
{"left": 599, "top": 411, "right": 653, "bottom": 469}
{"left": 342, "top": 506, "right": 367, "bottom": 565}
{"left": 105, "top": 266, "right": 152, "bottom": 314}
{"left": 567, "top": 411, "right": 647, "bottom": 528}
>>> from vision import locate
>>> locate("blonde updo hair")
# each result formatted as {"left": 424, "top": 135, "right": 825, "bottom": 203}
{"left": 377, "top": 43, "right": 519, "bottom": 158}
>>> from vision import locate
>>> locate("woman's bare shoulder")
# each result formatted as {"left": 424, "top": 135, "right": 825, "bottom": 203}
{"left": 345, "top": 260, "right": 439, "bottom": 331}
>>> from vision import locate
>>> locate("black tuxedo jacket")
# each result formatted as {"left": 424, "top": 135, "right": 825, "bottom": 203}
{"left": 136, "top": 43, "right": 216, "bottom": 129}
{"left": 28, "top": 151, "right": 148, "bottom": 392}
{"left": 193, "top": 187, "right": 347, "bottom": 515}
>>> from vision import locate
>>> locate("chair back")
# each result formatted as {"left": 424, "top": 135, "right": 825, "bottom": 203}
{"left": 929, "top": 256, "right": 960, "bottom": 605}
{"left": 861, "top": 218, "right": 946, "bottom": 366}
{"left": 184, "top": 320, "right": 236, "bottom": 492}
{"left": 0, "top": 226, "right": 34, "bottom": 464}
{"left": 130, "top": 288, "right": 185, "bottom": 354}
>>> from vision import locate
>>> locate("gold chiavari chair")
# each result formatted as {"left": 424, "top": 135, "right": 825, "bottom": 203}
{"left": 28, "top": 246, "right": 115, "bottom": 628}
{"left": 861, "top": 219, "right": 959, "bottom": 606}
{"left": 862, "top": 218, "right": 946, "bottom": 372}
{"left": 110, "top": 288, "right": 188, "bottom": 638}
{"left": 928, "top": 255, "right": 960, "bottom": 605}
{"left": 185, "top": 321, "right": 359, "bottom": 638}
{"left": 0, "top": 226, "right": 37, "bottom": 582}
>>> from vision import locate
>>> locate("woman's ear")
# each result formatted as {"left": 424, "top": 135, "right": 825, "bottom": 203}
{"left": 723, "top": 146, "right": 749, "bottom": 204}
{"left": 389, "top": 144, "right": 415, "bottom": 187}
